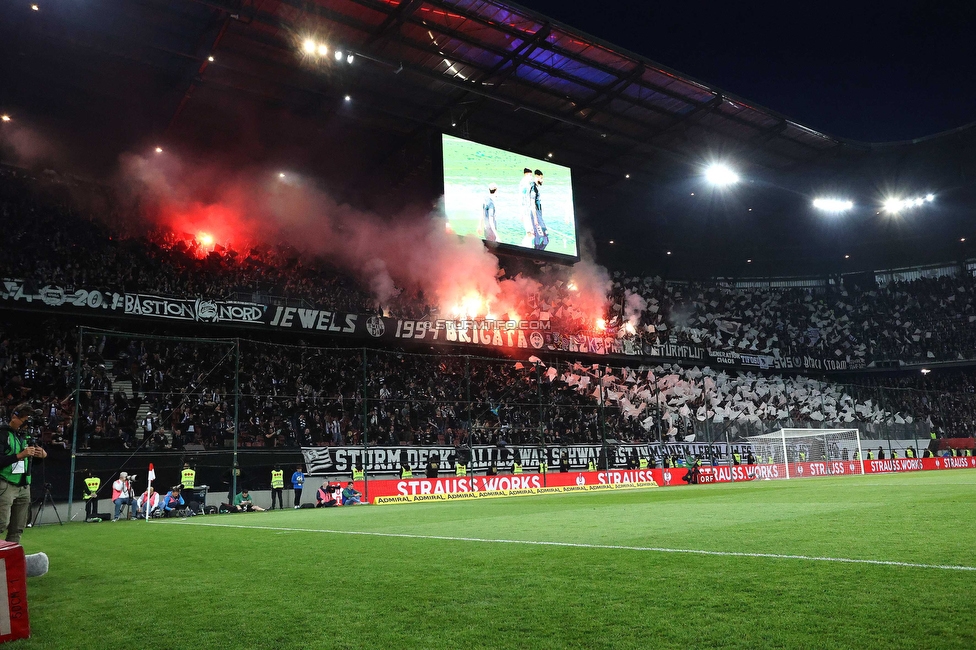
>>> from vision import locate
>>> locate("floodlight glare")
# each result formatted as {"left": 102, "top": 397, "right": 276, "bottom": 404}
{"left": 705, "top": 164, "right": 739, "bottom": 186}
{"left": 303, "top": 39, "right": 316, "bottom": 54}
{"left": 884, "top": 198, "right": 904, "bottom": 213}
{"left": 0, "top": 115, "right": 10, "bottom": 122}
{"left": 813, "top": 198, "right": 854, "bottom": 213}
{"left": 884, "top": 195, "right": 933, "bottom": 214}
{"left": 346, "top": 54, "right": 354, "bottom": 64}
{"left": 344, "top": 95, "right": 351, "bottom": 102}
{"left": 207, "top": 55, "right": 214, "bottom": 62}
{"left": 335, "top": 50, "right": 343, "bottom": 61}
{"left": 154, "top": 146, "right": 163, "bottom": 153}
{"left": 317, "top": 44, "right": 328, "bottom": 56}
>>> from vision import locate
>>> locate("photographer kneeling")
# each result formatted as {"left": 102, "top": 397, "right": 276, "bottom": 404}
{"left": 160, "top": 485, "right": 186, "bottom": 517}
{"left": 233, "top": 489, "right": 265, "bottom": 512}
{"left": 315, "top": 481, "right": 338, "bottom": 508}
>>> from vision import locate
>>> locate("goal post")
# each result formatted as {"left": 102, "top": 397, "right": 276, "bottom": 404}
{"left": 745, "top": 428, "right": 864, "bottom": 479}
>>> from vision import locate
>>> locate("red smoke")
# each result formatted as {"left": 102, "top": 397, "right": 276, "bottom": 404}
{"left": 117, "top": 151, "right": 615, "bottom": 324}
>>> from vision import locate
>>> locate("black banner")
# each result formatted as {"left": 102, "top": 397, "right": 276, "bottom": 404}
{"left": 300, "top": 443, "right": 742, "bottom": 475}
{"left": 0, "top": 278, "right": 863, "bottom": 370}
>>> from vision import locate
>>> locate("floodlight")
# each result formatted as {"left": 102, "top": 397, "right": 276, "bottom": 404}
{"left": 335, "top": 50, "right": 343, "bottom": 61}
{"left": 813, "top": 198, "right": 854, "bottom": 213}
{"left": 344, "top": 95, "right": 351, "bottom": 102}
{"left": 346, "top": 54, "right": 354, "bottom": 64}
{"left": 844, "top": 254, "right": 850, "bottom": 259}
{"left": 0, "top": 115, "right": 10, "bottom": 122}
{"left": 318, "top": 44, "right": 328, "bottom": 56}
{"left": 920, "top": 368, "right": 931, "bottom": 375}
{"left": 154, "top": 146, "right": 163, "bottom": 153}
{"left": 207, "top": 55, "right": 214, "bottom": 62}
{"left": 303, "top": 39, "right": 316, "bottom": 54}
{"left": 624, "top": 174, "right": 630, "bottom": 179}
{"left": 30, "top": 4, "right": 39, "bottom": 10}
{"left": 884, "top": 195, "right": 934, "bottom": 213}
{"left": 666, "top": 251, "right": 672, "bottom": 255}
{"left": 883, "top": 198, "right": 904, "bottom": 213}
{"left": 278, "top": 172, "right": 285, "bottom": 179}
{"left": 609, "top": 240, "right": 614, "bottom": 244}
{"left": 705, "top": 164, "right": 739, "bottom": 186}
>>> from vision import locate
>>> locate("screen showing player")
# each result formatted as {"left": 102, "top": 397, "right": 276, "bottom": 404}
{"left": 441, "top": 133, "right": 578, "bottom": 259}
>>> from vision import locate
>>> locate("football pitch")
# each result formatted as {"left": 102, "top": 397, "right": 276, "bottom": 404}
{"left": 17, "top": 470, "right": 976, "bottom": 649}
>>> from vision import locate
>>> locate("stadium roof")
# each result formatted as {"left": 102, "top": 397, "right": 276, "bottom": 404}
{"left": 2, "top": 0, "right": 975, "bottom": 277}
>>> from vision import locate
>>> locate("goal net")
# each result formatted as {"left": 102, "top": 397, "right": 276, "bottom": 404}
{"left": 745, "top": 428, "right": 864, "bottom": 479}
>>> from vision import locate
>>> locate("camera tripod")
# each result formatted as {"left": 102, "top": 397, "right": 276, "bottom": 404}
{"left": 30, "top": 483, "right": 63, "bottom": 527}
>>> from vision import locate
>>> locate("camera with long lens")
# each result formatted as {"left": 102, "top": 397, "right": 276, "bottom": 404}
{"left": 15, "top": 404, "right": 46, "bottom": 445}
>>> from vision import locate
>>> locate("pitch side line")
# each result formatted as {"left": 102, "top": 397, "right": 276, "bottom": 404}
{"left": 180, "top": 521, "right": 976, "bottom": 572}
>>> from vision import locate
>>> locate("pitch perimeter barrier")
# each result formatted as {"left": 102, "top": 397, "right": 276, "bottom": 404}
{"left": 352, "top": 457, "right": 976, "bottom": 504}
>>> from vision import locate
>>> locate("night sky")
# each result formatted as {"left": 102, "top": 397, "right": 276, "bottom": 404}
{"left": 519, "top": 0, "right": 976, "bottom": 142}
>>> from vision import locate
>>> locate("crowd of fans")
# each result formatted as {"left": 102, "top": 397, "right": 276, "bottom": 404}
{"left": 3, "top": 166, "right": 976, "bottom": 452}
{"left": 5, "top": 318, "right": 976, "bottom": 455}
{"left": 608, "top": 273, "right": 976, "bottom": 364}
{"left": 6, "top": 166, "right": 976, "bottom": 365}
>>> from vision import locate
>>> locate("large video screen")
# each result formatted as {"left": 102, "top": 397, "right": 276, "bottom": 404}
{"left": 442, "top": 134, "right": 578, "bottom": 259}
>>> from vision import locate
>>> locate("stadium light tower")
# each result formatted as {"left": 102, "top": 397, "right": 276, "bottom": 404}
{"left": 705, "top": 163, "right": 740, "bottom": 186}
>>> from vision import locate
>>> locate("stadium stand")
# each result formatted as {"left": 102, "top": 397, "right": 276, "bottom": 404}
{"left": 6, "top": 167, "right": 976, "bottom": 365}
{"left": 3, "top": 159, "right": 976, "bottom": 501}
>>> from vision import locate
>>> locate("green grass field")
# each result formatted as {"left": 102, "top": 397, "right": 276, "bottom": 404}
{"left": 16, "top": 470, "right": 976, "bottom": 649}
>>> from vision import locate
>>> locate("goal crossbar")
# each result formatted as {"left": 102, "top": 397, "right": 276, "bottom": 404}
{"left": 746, "top": 428, "right": 864, "bottom": 479}
{"left": 747, "top": 428, "right": 859, "bottom": 440}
